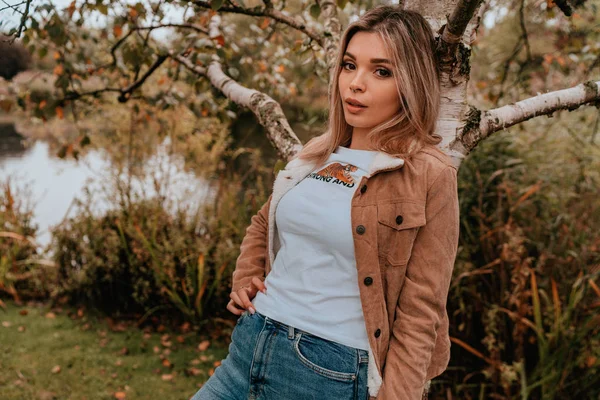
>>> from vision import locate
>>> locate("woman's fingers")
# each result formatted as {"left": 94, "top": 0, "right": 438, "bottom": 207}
{"left": 251, "top": 277, "right": 267, "bottom": 294}
{"left": 227, "top": 281, "right": 267, "bottom": 316}
{"left": 236, "top": 289, "right": 256, "bottom": 314}
{"left": 229, "top": 291, "right": 244, "bottom": 309}
{"left": 226, "top": 299, "right": 245, "bottom": 316}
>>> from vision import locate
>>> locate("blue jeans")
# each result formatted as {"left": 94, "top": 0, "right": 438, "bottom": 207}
{"left": 190, "top": 310, "right": 370, "bottom": 400}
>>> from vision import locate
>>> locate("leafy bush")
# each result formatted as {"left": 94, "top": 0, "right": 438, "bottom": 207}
{"left": 49, "top": 160, "right": 272, "bottom": 324}
{"left": 440, "top": 129, "right": 600, "bottom": 399}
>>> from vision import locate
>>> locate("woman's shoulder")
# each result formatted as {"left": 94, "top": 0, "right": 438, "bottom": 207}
{"left": 412, "top": 145, "right": 455, "bottom": 170}
{"left": 404, "top": 146, "right": 457, "bottom": 192}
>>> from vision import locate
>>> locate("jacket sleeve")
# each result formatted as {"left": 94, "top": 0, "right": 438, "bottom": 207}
{"left": 231, "top": 194, "right": 273, "bottom": 293}
{"left": 377, "top": 166, "right": 460, "bottom": 400}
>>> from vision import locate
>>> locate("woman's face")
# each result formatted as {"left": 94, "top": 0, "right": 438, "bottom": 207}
{"left": 338, "top": 31, "right": 401, "bottom": 135}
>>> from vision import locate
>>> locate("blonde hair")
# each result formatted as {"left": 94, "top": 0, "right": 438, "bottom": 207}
{"left": 296, "top": 5, "right": 442, "bottom": 168}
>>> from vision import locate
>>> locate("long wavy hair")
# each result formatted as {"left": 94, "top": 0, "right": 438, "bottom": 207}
{"left": 296, "top": 5, "right": 442, "bottom": 168}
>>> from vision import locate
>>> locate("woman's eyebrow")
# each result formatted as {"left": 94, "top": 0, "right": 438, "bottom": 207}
{"left": 343, "top": 52, "right": 392, "bottom": 65}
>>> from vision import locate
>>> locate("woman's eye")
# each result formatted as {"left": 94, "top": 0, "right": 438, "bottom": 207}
{"left": 341, "top": 61, "right": 354, "bottom": 70}
{"left": 341, "top": 62, "right": 391, "bottom": 78}
{"left": 376, "top": 68, "right": 392, "bottom": 77}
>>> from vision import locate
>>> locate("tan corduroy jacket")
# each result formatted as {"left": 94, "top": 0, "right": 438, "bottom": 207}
{"left": 231, "top": 145, "right": 460, "bottom": 400}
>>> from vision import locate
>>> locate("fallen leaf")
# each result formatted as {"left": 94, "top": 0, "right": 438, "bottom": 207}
{"left": 18, "top": 326, "right": 26, "bottom": 332}
{"left": 19, "top": 309, "right": 28, "bottom": 316}
{"left": 176, "top": 335, "right": 185, "bottom": 344}
{"left": 213, "top": 360, "right": 221, "bottom": 367}
{"left": 198, "top": 340, "right": 210, "bottom": 351}
{"left": 114, "top": 392, "right": 126, "bottom": 399}
{"left": 186, "top": 367, "right": 202, "bottom": 376}
{"left": 161, "top": 374, "right": 173, "bottom": 381}
{"left": 2, "top": 321, "right": 12, "bottom": 327}
{"left": 51, "top": 365, "right": 61, "bottom": 374}
{"left": 37, "top": 390, "right": 57, "bottom": 400}
{"left": 162, "top": 359, "right": 172, "bottom": 368}
{"left": 180, "top": 322, "right": 191, "bottom": 333}
{"left": 45, "top": 312, "right": 56, "bottom": 319}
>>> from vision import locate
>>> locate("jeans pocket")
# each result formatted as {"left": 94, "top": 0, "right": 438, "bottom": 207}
{"left": 236, "top": 309, "right": 251, "bottom": 325}
{"left": 292, "top": 333, "right": 358, "bottom": 382}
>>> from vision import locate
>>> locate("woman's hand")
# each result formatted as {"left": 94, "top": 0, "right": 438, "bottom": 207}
{"left": 226, "top": 277, "right": 267, "bottom": 316}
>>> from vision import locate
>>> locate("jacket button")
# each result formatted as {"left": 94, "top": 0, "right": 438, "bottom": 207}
{"left": 360, "top": 184, "right": 367, "bottom": 194}
{"left": 396, "top": 215, "right": 403, "bottom": 225}
{"left": 374, "top": 329, "right": 381, "bottom": 338}
{"left": 356, "top": 225, "right": 366, "bottom": 234}
{"left": 364, "top": 277, "right": 373, "bottom": 286}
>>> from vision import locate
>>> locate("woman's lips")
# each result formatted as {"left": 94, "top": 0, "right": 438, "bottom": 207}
{"left": 345, "top": 102, "right": 368, "bottom": 113}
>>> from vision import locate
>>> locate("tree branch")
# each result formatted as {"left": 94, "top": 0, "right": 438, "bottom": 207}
{"left": 171, "top": 52, "right": 303, "bottom": 161}
{"left": 60, "top": 55, "right": 168, "bottom": 104}
{"left": 316, "top": 0, "right": 342, "bottom": 76}
{"left": 118, "top": 54, "right": 169, "bottom": 102}
{"left": 3, "top": 0, "right": 32, "bottom": 43}
{"left": 459, "top": 80, "right": 600, "bottom": 153}
{"left": 135, "top": 23, "right": 209, "bottom": 34}
{"left": 437, "top": 0, "right": 484, "bottom": 64}
{"left": 192, "top": 0, "right": 324, "bottom": 47}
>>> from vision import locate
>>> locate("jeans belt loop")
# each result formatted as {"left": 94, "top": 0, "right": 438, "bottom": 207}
{"left": 288, "top": 325, "right": 295, "bottom": 339}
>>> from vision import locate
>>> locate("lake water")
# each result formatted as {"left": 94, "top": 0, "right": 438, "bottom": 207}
{"left": 0, "top": 124, "right": 214, "bottom": 252}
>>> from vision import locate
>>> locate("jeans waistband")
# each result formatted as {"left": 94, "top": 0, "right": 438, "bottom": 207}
{"left": 252, "top": 310, "right": 369, "bottom": 364}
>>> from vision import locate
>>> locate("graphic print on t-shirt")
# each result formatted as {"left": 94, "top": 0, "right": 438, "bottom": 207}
{"left": 306, "top": 162, "right": 358, "bottom": 188}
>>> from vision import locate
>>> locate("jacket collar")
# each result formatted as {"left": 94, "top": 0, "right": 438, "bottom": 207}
{"left": 282, "top": 150, "right": 405, "bottom": 178}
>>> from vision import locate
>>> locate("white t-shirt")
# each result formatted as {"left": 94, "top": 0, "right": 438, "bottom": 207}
{"left": 252, "top": 145, "right": 378, "bottom": 350}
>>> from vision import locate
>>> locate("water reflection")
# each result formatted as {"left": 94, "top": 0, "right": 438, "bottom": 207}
{"left": 0, "top": 131, "right": 214, "bottom": 251}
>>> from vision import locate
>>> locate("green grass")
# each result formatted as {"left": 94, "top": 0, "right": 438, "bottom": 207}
{"left": 0, "top": 300, "right": 231, "bottom": 400}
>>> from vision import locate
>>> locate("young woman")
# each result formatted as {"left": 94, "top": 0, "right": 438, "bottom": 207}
{"left": 191, "top": 5, "right": 460, "bottom": 400}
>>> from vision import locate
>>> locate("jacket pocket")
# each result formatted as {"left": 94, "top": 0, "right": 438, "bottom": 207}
{"left": 377, "top": 201, "right": 426, "bottom": 266}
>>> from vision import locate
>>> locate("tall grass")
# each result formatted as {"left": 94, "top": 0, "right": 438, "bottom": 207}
{"left": 0, "top": 180, "right": 55, "bottom": 302}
